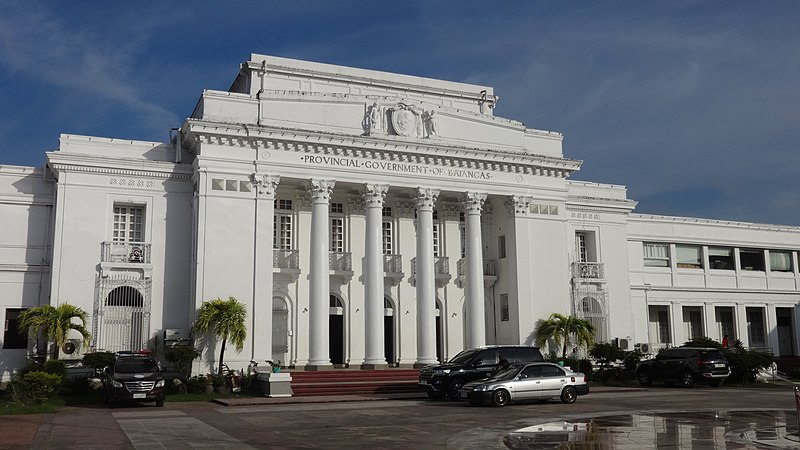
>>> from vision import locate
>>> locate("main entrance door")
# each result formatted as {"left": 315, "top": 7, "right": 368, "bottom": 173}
{"left": 329, "top": 295, "right": 344, "bottom": 365}
{"left": 384, "top": 297, "right": 394, "bottom": 364}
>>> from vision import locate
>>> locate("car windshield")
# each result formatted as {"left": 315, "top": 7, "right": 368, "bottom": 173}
{"left": 698, "top": 350, "right": 725, "bottom": 360}
{"left": 449, "top": 349, "right": 479, "bottom": 364}
{"left": 116, "top": 358, "right": 159, "bottom": 373}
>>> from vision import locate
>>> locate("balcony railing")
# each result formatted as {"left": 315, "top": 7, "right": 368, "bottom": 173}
{"left": 383, "top": 254, "right": 403, "bottom": 274}
{"left": 456, "top": 258, "right": 497, "bottom": 277}
{"left": 329, "top": 251, "right": 352, "bottom": 272}
{"left": 273, "top": 249, "right": 299, "bottom": 269}
{"left": 411, "top": 256, "right": 450, "bottom": 276}
{"left": 101, "top": 242, "right": 151, "bottom": 264}
{"left": 572, "top": 262, "right": 604, "bottom": 279}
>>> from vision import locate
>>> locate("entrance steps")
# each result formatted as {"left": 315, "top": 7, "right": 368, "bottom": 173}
{"left": 775, "top": 357, "right": 800, "bottom": 374}
{"left": 287, "top": 368, "right": 420, "bottom": 397}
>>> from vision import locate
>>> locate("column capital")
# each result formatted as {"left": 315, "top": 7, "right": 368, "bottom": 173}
{"left": 363, "top": 184, "right": 389, "bottom": 207}
{"left": 505, "top": 195, "right": 533, "bottom": 216}
{"left": 307, "top": 179, "right": 335, "bottom": 203}
{"left": 415, "top": 187, "right": 440, "bottom": 210}
{"left": 461, "top": 192, "right": 487, "bottom": 214}
{"left": 250, "top": 173, "right": 280, "bottom": 199}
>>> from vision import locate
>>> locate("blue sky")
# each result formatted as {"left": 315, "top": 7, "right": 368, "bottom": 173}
{"left": 1, "top": 1, "right": 798, "bottom": 225}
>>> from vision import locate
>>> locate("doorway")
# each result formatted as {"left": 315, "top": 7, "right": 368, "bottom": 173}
{"left": 384, "top": 297, "right": 394, "bottom": 365}
{"left": 329, "top": 295, "right": 345, "bottom": 365}
{"left": 777, "top": 307, "right": 795, "bottom": 356}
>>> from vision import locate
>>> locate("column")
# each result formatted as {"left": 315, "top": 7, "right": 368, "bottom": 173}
{"left": 463, "top": 192, "right": 487, "bottom": 348}
{"left": 307, "top": 179, "right": 335, "bottom": 369}
{"left": 251, "top": 174, "right": 279, "bottom": 362}
{"left": 415, "top": 187, "right": 440, "bottom": 367}
{"left": 362, "top": 184, "right": 389, "bottom": 368}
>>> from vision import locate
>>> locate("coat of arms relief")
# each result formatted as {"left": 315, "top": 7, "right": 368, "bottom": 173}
{"left": 365, "top": 102, "right": 438, "bottom": 139}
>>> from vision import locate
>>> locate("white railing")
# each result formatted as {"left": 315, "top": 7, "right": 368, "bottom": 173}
{"left": 456, "top": 258, "right": 497, "bottom": 277}
{"left": 101, "top": 242, "right": 151, "bottom": 264}
{"left": 411, "top": 256, "right": 450, "bottom": 276}
{"left": 329, "top": 252, "right": 352, "bottom": 272}
{"left": 383, "top": 254, "right": 403, "bottom": 273}
{"left": 273, "top": 249, "right": 299, "bottom": 269}
{"left": 572, "top": 262, "right": 604, "bottom": 279}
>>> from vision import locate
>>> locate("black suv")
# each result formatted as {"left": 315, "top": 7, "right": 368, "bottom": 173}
{"left": 636, "top": 347, "right": 730, "bottom": 388}
{"left": 418, "top": 345, "right": 544, "bottom": 399}
{"left": 105, "top": 353, "right": 166, "bottom": 407}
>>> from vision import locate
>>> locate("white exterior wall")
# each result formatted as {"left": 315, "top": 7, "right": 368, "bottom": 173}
{"left": 5, "top": 54, "right": 800, "bottom": 381}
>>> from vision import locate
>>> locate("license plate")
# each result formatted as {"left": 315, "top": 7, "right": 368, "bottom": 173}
{"left": 714, "top": 363, "right": 725, "bottom": 368}
{"left": 133, "top": 393, "right": 146, "bottom": 399}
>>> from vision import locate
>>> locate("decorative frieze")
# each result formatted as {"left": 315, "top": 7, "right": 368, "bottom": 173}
{"left": 109, "top": 177, "right": 155, "bottom": 189}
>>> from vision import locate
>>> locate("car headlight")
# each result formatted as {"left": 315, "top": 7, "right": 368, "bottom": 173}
{"left": 474, "top": 385, "right": 491, "bottom": 392}
{"left": 111, "top": 380, "right": 123, "bottom": 388}
{"left": 155, "top": 380, "right": 165, "bottom": 388}
{"left": 433, "top": 369, "right": 451, "bottom": 375}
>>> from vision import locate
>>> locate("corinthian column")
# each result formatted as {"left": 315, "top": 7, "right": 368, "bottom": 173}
{"left": 463, "top": 192, "right": 487, "bottom": 348}
{"left": 307, "top": 179, "right": 335, "bottom": 369}
{"left": 362, "top": 184, "right": 389, "bottom": 369}
{"left": 251, "top": 174, "right": 280, "bottom": 363}
{"left": 415, "top": 187, "right": 440, "bottom": 367}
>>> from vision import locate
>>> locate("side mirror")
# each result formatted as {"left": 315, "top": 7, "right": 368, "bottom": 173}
{"left": 473, "top": 358, "right": 483, "bottom": 366}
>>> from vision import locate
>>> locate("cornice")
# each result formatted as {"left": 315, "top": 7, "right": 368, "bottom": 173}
{"left": 184, "top": 120, "right": 581, "bottom": 179}
{"left": 566, "top": 196, "right": 638, "bottom": 213}
{"left": 629, "top": 213, "right": 800, "bottom": 233}
{"left": 47, "top": 154, "right": 193, "bottom": 180}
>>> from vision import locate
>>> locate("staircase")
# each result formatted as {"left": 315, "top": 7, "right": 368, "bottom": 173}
{"left": 288, "top": 369, "right": 421, "bottom": 397}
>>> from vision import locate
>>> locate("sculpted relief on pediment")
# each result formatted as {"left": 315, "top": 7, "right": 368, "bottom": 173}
{"left": 365, "top": 101, "right": 438, "bottom": 139}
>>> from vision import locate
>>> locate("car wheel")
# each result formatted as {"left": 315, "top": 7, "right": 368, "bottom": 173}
{"left": 709, "top": 380, "right": 722, "bottom": 388}
{"left": 637, "top": 369, "right": 653, "bottom": 386}
{"left": 680, "top": 371, "right": 695, "bottom": 388}
{"left": 491, "top": 389, "right": 510, "bottom": 407}
{"left": 560, "top": 386, "right": 578, "bottom": 404}
{"left": 448, "top": 381, "right": 463, "bottom": 400}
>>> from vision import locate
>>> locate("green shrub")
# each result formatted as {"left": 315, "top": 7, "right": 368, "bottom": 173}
{"left": 578, "top": 359, "right": 593, "bottom": 380}
{"left": 43, "top": 359, "right": 66, "bottom": 377}
{"left": 164, "top": 346, "right": 200, "bottom": 379}
{"left": 185, "top": 375, "right": 211, "bottom": 394}
{"left": 82, "top": 352, "right": 116, "bottom": 373}
{"left": 10, "top": 371, "right": 62, "bottom": 405}
{"left": 725, "top": 348, "right": 773, "bottom": 383}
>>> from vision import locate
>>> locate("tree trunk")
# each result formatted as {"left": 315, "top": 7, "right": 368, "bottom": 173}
{"left": 218, "top": 337, "right": 227, "bottom": 377}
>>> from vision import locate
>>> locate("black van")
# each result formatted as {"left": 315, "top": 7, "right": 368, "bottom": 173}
{"left": 418, "top": 345, "right": 544, "bottom": 399}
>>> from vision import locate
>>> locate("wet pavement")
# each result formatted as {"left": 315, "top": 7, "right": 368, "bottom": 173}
{"left": 4, "top": 386, "right": 800, "bottom": 449}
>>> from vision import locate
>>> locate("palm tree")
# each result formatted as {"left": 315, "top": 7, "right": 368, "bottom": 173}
{"left": 192, "top": 296, "right": 247, "bottom": 376}
{"left": 534, "top": 313, "right": 595, "bottom": 358}
{"left": 18, "top": 303, "right": 91, "bottom": 359}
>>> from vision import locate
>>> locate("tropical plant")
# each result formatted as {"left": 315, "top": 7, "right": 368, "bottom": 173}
{"left": 534, "top": 313, "right": 595, "bottom": 358}
{"left": 17, "top": 303, "right": 91, "bottom": 359}
{"left": 192, "top": 296, "right": 247, "bottom": 376}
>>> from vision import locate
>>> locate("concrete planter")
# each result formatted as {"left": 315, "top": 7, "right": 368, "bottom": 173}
{"left": 257, "top": 371, "right": 293, "bottom": 398}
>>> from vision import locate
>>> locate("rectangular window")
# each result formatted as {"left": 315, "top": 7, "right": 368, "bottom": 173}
{"left": 382, "top": 221, "right": 393, "bottom": 255}
{"left": 500, "top": 294, "right": 509, "bottom": 322}
{"left": 330, "top": 217, "right": 344, "bottom": 252}
{"left": 683, "top": 307, "right": 703, "bottom": 340}
{"left": 708, "top": 247, "right": 734, "bottom": 270}
{"left": 113, "top": 205, "right": 144, "bottom": 243}
{"left": 643, "top": 243, "right": 669, "bottom": 267}
{"left": 274, "top": 215, "right": 292, "bottom": 250}
{"left": 276, "top": 199, "right": 293, "bottom": 211}
{"left": 576, "top": 232, "right": 587, "bottom": 263}
{"left": 740, "top": 249, "right": 765, "bottom": 271}
{"left": 769, "top": 251, "right": 792, "bottom": 272}
{"left": 498, "top": 235, "right": 507, "bottom": 259}
{"left": 675, "top": 244, "right": 702, "bottom": 269}
{"left": 330, "top": 203, "right": 343, "bottom": 214}
{"left": 3, "top": 309, "right": 28, "bottom": 349}
{"left": 382, "top": 207, "right": 392, "bottom": 218}
{"left": 432, "top": 223, "right": 441, "bottom": 257}
{"left": 658, "top": 309, "right": 671, "bottom": 344}
{"left": 459, "top": 224, "right": 466, "bottom": 259}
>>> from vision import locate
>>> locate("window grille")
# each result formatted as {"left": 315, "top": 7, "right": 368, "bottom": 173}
{"left": 382, "top": 221, "right": 393, "bottom": 255}
{"left": 94, "top": 276, "right": 151, "bottom": 353}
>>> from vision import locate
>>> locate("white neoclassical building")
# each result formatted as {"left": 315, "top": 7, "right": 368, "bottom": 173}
{"left": 2, "top": 54, "right": 799, "bottom": 380}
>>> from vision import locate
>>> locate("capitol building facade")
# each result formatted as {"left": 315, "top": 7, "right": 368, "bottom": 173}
{"left": 2, "top": 54, "right": 799, "bottom": 378}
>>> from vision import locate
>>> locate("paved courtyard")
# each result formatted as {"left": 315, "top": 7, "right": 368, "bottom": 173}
{"left": 3, "top": 386, "right": 800, "bottom": 449}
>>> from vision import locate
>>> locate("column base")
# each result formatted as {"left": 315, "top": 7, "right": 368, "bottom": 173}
{"left": 360, "top": 362, "right": 388, "bottom": 370}
{"left": 303, "top": 364, "right": 336, "bottom": 371}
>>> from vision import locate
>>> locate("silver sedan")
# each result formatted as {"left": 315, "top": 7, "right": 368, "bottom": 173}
{"left": 459, "top": 362, "right": 589, "bottom": 407}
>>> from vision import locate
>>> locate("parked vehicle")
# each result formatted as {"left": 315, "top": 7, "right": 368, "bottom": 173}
{"left": 636, "top": 347, "right": 730, "bottom": 388}
{"left": 459, "top": 362, "right": 589, "bottom": 407}
{"left": 104, "top": 352, "right": 166, "bottom": 407}
{"left": 418, "top": 345, "right": 544, "bottom": 399}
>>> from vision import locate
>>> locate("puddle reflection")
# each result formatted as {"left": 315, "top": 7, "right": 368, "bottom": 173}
{"left": 504, "top": 411, "right": 800, "bottom": 449}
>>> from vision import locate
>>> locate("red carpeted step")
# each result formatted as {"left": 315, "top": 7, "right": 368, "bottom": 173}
{"left": 286, "top": 369, "right": 421, "bottom": 397}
